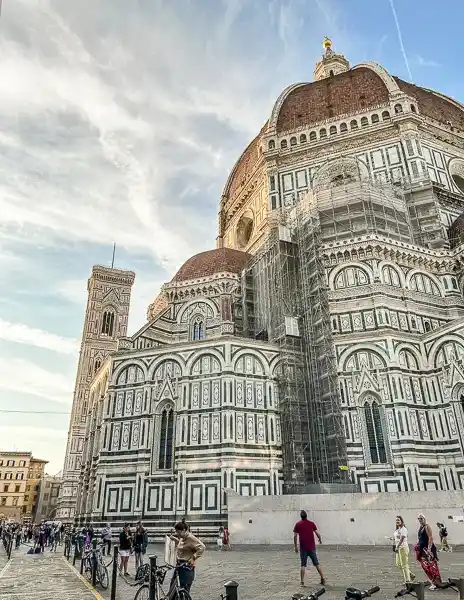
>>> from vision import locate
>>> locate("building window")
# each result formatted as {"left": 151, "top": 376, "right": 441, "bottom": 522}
{"left": 319, "top": 128, "right": 327, "bottom": 138}
{"left": 16, "top": 473, "right": 24, "bottom": 480}
{"left": 5, "top": 473, "right": 12, "bottom": 480}
{"left": 340, "top": 122, "right": 348, "bottom": 133}
{"left": 0, "top": 498, "right": 6, "bottom": 506}
{"left": 394, "top": 104, "right": 403, "bottom": 114}
{"left": 350, "top": 120, "right": 358, "bottom": 130}
{"left": 411, "top": 104, "right": 417, "bottom": 113}
{"left": 44, "top": 493, "right": 49, "bottom": 501}
{"left": 329, "top": 125, "right": 337, "bottom": 136}
{"left": 382, "top": 111, "right": 391, "bottom": 121}
{"left": 309, "top": 131, "right": 317, "bottom": 141}
{"left": 7, "top": 460, "right": 14, "bottom": 467}
{"left": 371, "top": 114, "right": 379, "bottom": 124}
{"left": 268, "top": 140, "right": 275, "bottom": 150}
{"left": 364, "top": 399, "right": 388, "bottom": 464}
{"left": 24, "top": 495, "right": 29, "bottom": 501}
{"left": 158, "top": 408, "right": 174, "bottom": 470}
{"left": 290, "top": 136, "right": 297, "bottom": 146}
{"left": 299, "top": 134, "right": 307, "bottom": 143}
{"left": 192, "top": 319, "right": 206, "bottom": 341}
{"left": 15, "top": 485, "right": 20, "bottom": 493}
{"left": 102, "top": 311, "right": 115, "bottom": 336}
{"left": 280, "top": 139, "right": 287, "bottom": 149}
{"left": 19, "top": 460, "right": 25, "bottom": 467}
{"left": 361, "top": 117, "right": 369, "bottom": 128}
{"left": 3, "top": 485, "right": 9, "bottom": 493}
{"left": 12, "top": 497, "right": 18, "bottom": 506}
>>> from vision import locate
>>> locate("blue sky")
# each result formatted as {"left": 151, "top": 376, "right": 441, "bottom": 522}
{"left": 0, "top": 0, "right": 463, "bottom": 473}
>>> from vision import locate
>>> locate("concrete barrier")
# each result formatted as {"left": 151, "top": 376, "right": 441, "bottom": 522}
{"left": 227, "top": 490, "right": 464, "bottom": 545}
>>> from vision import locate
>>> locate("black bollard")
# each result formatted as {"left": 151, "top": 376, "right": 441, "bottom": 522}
{"left": 110, "top": 546, "right": 119, "bottom": 600}
{"left": 406, "top": 582, "right": 425, "bottom": 600}
{"left": 149, "top": 555, "right": 158, "bottom": 600}
{"left": 91, "top": 538, "right": 97, "bottom": 588}
{"left": 7, "top": 536, "right": 13, "bottom": 560}
{"left": 224, "top": 580, "right": 239, "bottom": 600}
{"left": 80, "top": 550, "right": 84, "bottom": 575}
{"left": 449, "top": 578, "right": 464, "bottom": 598}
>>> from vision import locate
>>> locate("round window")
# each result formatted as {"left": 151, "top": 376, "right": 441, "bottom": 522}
{"left": 236, "top": 214, "right": 254, "bottom": 248}
{"left": 452, "top": 174, "right": 464, "bottom": 194}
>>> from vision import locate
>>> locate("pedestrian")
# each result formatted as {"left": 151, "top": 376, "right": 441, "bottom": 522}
{"left": 101, "top": 523, "right": 112, "bottom": 556}
{"left": 134, "top": 521, "right": 148, "bottom": 572}
{"left": 437, "top": 523, "right": 452, "bottom": 552}
{"left": 222, "top": 526, "right": 231, "bottom": 550}
{"left": 119, "top": 524, "right": 132, "bottom": 577}
{"left": 293, "top": 510, "right": 325, "bottom": 588}
{"left": 216, "top": 526, "right": 224, "bottom": 550}
{"left": 169, "top": 521, "right": 205, "bottom": 595}
{"left": 390, "top": 516, "right": 415, "bottom": 584}
{"left": 415, "top": 513, "right": 441, "bottom": 590}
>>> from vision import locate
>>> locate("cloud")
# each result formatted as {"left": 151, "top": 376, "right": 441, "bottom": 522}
{"left": 415, "top": 55, "right": 441, "bottom": 68}
{"left": 0, "top": 319, "right": 79, "bottom": 355}
{"left": 0, "top": 358, "right": 74, "bottom": 404}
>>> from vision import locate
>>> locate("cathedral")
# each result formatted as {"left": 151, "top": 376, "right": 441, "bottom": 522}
{"left": 57, "top": 40, "right": 464, "bottom": 530}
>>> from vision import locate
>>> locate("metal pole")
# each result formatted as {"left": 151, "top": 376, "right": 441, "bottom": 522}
{"left": 80, "top": 550, "right": 84, "bottom": 575}
{"left": 91, "top": 538, "right": 97, "bottom": 588}
{"left": 110, "top": 546, "right": 119, "bottom": 600}
{"left": 224, "top": 580, "right": 239, "bottom": 600}
{"left": 7, "top": 535, "right": 12, "bottom": 560}
{"left": 149, "top": 555, "right": 158, "bottom": 600}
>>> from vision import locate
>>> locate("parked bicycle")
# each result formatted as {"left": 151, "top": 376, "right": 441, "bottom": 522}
{"left": 345, "top": 586, "right": 380, "bottom": 600}
{"left": 133, "top": 563, "right": 192, "bottom": 600}
{"left": 82, "top": 542, "right": 109, "bottom": 589}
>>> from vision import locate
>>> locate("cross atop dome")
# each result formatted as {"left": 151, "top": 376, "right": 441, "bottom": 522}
{"left": 314, "top": 38, "right": 350, "bottom": 81}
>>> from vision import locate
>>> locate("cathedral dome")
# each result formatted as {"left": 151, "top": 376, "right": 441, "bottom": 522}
{"left": 171, "top": 248, "right": 251, "bottom": 282}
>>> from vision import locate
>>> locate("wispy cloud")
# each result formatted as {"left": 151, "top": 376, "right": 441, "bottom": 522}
{"left": 0, "top": 358, "right": 74, "bottom": 404}
{"left": 0, "top": 319, "right": 79, "bottom": 355}
{"left": 415, "top": 55, "right": 441, "bottom": 68}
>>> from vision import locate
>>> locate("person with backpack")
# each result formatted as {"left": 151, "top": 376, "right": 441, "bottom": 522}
{"left": 437, "top": 522, "right": 452, "bottom": 552}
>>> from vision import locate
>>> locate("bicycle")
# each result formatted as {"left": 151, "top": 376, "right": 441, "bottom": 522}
{"left": 292, "top": 586, "right": 326, "bottom": 600}
{"left": 133, "top": 563, "right": 193, "bottom": 600}
{"left": 345, "top": 586, "right": 380, "bottom": 600}
{"left": 82, "top": 543, "right": 109, "bottom": 589}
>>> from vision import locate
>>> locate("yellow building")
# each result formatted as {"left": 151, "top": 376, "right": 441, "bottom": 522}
{"left": 0, "top": 451, "right": 31, "bottom": 521}
{"left": 24, "top": 458, "right": 48, "bottom": 522}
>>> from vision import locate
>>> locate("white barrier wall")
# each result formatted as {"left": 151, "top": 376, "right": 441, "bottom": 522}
{"left": 228, "top": 490, "right": 464, "bottom": 545}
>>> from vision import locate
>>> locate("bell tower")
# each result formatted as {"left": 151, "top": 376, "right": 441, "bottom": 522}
{"left": 56, "top": 265, "right": 135, "bottom": 520}
{"left": 314, "top": 37, "right": 350, "bottom": 81}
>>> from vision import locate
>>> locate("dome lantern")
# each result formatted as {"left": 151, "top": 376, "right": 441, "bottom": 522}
{"left": 314, "top": 38, "right": 350, "bottom": 81}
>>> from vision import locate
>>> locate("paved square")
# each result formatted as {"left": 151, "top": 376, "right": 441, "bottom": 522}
{"left": 105, "top": 544, "right": 463, "bottom": 600}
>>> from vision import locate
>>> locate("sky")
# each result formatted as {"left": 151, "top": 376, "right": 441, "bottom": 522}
{"left": 1, "top": 0, "right": 464, "bottom": 474}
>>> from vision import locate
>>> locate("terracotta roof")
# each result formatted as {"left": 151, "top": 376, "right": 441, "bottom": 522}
{"left": 171, "top": 248, "right": 251, "bottom": 282}
{"left": 276, "top": 67, "right": 390, "bottom": 133}
{"left": 224, "top": 122, "right": 268, "bottom": 200}
{"left": 395, "top": 78, "right": 464, "bottom": 130}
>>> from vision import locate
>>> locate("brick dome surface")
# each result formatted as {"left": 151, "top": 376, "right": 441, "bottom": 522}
{"left": 276, "top": 67, "right": 390, "bottom": 133}
{"left": 171, "top": 248, "right": 251, "bottom": 282}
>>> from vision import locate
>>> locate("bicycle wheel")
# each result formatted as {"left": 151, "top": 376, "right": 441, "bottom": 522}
{"left": 176, "top": 589, "right": 192, "bottom": 600}
{"left": 97, "top": 564, "right": 109, "bottom": 589}
{"left": 134, "top": 584, "right": 150, "bottom": 600}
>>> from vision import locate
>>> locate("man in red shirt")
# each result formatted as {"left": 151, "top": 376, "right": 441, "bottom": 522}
{"left": 293, "top": 510, "right": 325, "bottom": 588}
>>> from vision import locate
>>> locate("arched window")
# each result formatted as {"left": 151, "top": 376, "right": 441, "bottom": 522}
{"left": 192, "top": 319, "right": 206, "bottom": 341}
{"left": 320, "top": 128, "right": 327, "bottom": 138}
{"left": 409, "top": 273, "right": 441, "bottom": 296}
{"left": 94, "top": 359, "right": 101, "bottom": 373}
{"left": 398, "top": 349, "right": 419, "bottom": 370}
{"left": 329, "top": 125, "right": 337, "bottom": 136}
{"left": 158, "top": 407, "right": 174, "bottom": 470}
{"left": 382, "top": 265, "right": 401, "bottom": 287}
{"left": 435, "top": 341, "right": 464, "bottom": 367}
{"left": 371, "top": 114, "right": 379, "bottom": 124}
{"left": 364, "top": 399, "right": 387, "bottom": 464}
{"left": 411, "top": 104, "right": 416, "bottom": 113}
{"left": 382, "top": 111, "right": 390, "bottom": 121}
{"left": 300, "top": 134, "right": 307, "bottom": 143}
{"left": 361, "top": 117, "right": 369, "bottom": 128}
{"left": 340, "top": 122, "right": 348, "bottom": 133}
{"left": 102, "top": 311, "right": 115, "bottom": 336}
{"left": 394, "top": 104, "right": 403, "bottom": 114}
{"left": 268, "top": 140, "right": 275, "bottom": 150}
{"left": 309, "top": 131, "right": 317, "bottom": 141}
{"left": 290, "top": 136, "right": 297, "bottom": 146}
{"left": 280, "top": 139, "right": 287, "bottom": 149}
{"left": 350, "top": 120, "right": 358, "bottom": 130}
{"left": 334, "top": 266, "right": 369, "bottom": 289}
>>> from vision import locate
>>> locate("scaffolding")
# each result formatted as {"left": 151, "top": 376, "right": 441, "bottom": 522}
{"left": 243, "top": 175, "right": 415, "bottom": 493}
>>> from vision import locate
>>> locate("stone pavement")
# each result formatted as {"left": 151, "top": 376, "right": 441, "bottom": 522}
{"left": 103, "top": 544, "right": 463, "bottom": 600}
{"left": 0, "top": 548, "right": 102, "bottom": 600}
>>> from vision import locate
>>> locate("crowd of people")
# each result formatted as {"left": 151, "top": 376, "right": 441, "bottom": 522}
{"left": 0, "top": 520, "right": 66, "bottom": 553}
{"left": 292, "top": 510, "right": 454, "bottom": 591}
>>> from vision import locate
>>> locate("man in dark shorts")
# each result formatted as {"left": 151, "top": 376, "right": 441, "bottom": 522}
{"left": 293, "top": 510, "right": 326, "bottom": 588}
